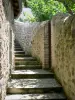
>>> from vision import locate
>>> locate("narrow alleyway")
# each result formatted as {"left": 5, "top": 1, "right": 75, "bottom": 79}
{"left": 5, "top": 40, "right": 67, "bottom": 100}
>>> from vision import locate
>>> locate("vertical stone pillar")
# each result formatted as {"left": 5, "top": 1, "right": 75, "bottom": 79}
{"left": 44, "top": 21, "right": 50, "bottom": 69}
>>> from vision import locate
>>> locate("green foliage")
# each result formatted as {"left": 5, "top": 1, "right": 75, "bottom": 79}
{"left": 17, "top": 9, "right": 36, "bottom": 22}
{"left": 23, "top": 12, "right": 36, "bottom": 22}
{"left": 22, "top": 0, "right": 75, "bottom": 21}
{"left": 56, "top": 0, "right": 75, "bottom": 14}
{"left": 56, "top": 0, "right": 75, "bottom": 10}
{"left": 24, "top": 0, "right": 66, "bottom": 21}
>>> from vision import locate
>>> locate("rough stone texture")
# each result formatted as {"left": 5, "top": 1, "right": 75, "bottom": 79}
{"left": 8, "top": 78, "right": 61, "bottom": 88}
{"left": 14, "top": 21, "right": 50, "bottom": 68}
{"left": 5, "top": 93, "right": 66, "bottom": 100}
{"left": 32, "top": 21, "right": 49, "bottom": 68}
{"left": 51, "top": 13, "right": 75, "bottom": 100}
{"left": 14, "top": 22, "right": 40, "bottom": 55}
{"left": 31, "top": 22, "right": 44, "bottom": 67}
{"left": 44, "top": 22, "right": 50, "bottom": 68}
{"left": 0, "top": 0, "right": 14, "bottom": 100}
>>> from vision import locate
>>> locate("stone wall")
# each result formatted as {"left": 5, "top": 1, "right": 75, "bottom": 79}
{"left": 51, "top": 13, "right": 75, "bottom": 100}
{"left": 14, "top": 21, "right": 50, "bottom": 68}
{"left": 0, "top": 0, "right": 14, "bottom": 100}
{"left": 32, "top": 21, "right": 50, "bottom": 68}
{"left": 14, "top": 22, "right": 40, "bottom": 55}
{"left": 31, "top": 22, "right": 45, "bottom": 67}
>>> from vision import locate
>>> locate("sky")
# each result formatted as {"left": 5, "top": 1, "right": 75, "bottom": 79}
{"left": 16, "top": 8, "right": 34, "bottom": 22}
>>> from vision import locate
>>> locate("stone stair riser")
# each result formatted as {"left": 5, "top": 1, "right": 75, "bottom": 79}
{"left": 15, "top": 48, "right": 23, "bottom": 51}
{"left": 15, "top": 59, "right": 36, "bottom": 61}
{"left": 15, "top": 46, "right": 21, "bottom": 48}
{"left": 15, "top": 61, "right": 41, "bottom": 65}
{"left": 15, "top": 54, "right": 31, "bottom": 57}
{"left": 11, "top": 74, "right": 54, "bottom": 79}
{"left": 15, "top": 65, "right": 42, "bottom": 70}
{"left": 15, "top": 52, "right": 25, "bottom": 54}
{"left": 7, "top": 87, "right": 63, "bottom": 94}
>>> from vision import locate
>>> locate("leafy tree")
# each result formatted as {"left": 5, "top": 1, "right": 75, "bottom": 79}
{"left": 22, "top": 0, "right": 75, "bottom": 21}
{"left": 22, "top": 0, "right": 28, "bottom": 7}
{"left": 17, "top": 8, "right": 36, "bottom": 22}
{"left": 26, "top": 0, "right": 66, "bottom": 21}
{"left": 23, "top": 12, "right": 36, "bottom": 22}
{"left": 55, "top": 0, "right": 75, "bottom": 15}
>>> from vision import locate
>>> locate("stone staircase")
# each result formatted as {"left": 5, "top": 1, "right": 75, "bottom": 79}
{"left": 5, "top": 40, "right": 67, "bottom": 100}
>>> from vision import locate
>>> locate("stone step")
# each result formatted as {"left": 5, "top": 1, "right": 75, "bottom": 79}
{"left": 11, "top": 69, "right": 54, "bottom": 79}
{"left": 15, "top": 42, "right": 20, "bottom": 44}
{"left": 14, "top": 40, "right": 19, "bottom": 42}
{"left": 15, "top": 57, "right": 36, "bottom": 61}
{"left": 15, "top": 46, "right": 21, "bottom": 48}
{"left": 14, "top": 45, "right": 22, "bottom": 48}
{"left": 15, "top": 46, "right": 22, "bottom": 48}
{"left": 15, "top": 54, "right": 31, "bottom": 57}
{"left": 15, "top": 44, "right": 21, "bottom": 46}
{"left": 14, "top": 51, "right": 25, "bottom": 54}
{"left": 15, "top": 48, "right": 23, "bottom": 51}
{"left": 6, "top": 41, "right": 66, "bottom": 100}
{"left": 15, "top": 65, "right": 42, "bottom": 70}
{"left": 5, "top": 93, "right": 66, "bottom": 100}
{"left": 15, "top": 60, "right": 41, "bottom": 65}
{"left": 15, "top": 43, "right": 20, "bottom": 45}
{"left": 7, "top": 79, "right": 62, "bottom": 94}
